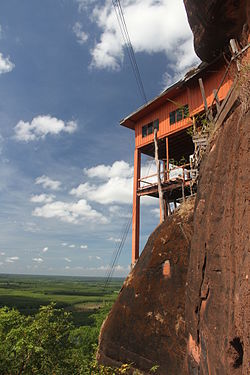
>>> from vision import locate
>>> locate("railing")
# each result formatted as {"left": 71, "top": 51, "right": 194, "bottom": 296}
{"left": 138, "top": 163, "right": 191, "bottom": 190}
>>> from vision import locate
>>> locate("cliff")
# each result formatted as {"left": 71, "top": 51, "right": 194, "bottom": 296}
{"left": 98, "top": 200, "right": 194, "bottom": 374}
{"left": 97, "top": 2, "right": 249, "bottom": 374}
{"left": 183, "top": 0, "right": 249, "bottom": 62}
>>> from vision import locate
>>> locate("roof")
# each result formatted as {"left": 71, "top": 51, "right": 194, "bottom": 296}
{"left": 120, "top": 61, "right": 209, "bottom": 130}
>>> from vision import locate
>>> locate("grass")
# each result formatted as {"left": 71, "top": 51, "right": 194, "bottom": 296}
{"left": 0, "top": 274, "right": 123, "bottom": 326}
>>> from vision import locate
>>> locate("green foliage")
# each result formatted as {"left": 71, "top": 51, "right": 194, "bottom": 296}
{"left": 0, "top": 277, "right": 151, "bottom": 375}
{"left": 0, "top": 302, "right": 124, "bottom": 375}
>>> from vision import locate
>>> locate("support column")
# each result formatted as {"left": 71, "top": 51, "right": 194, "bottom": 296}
{"left": 132, "top": 148, "right": 141, "bottom": 265}
{"left": 166, "top": 136, "right": 169, "bottom": 180}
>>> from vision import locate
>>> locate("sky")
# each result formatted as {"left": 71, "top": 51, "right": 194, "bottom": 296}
{"left": 0, "top": 0, "right": 199, "bottom": 277}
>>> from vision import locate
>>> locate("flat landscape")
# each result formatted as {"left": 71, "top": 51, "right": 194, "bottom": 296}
{"left": 0, "top": 274, "right": 124, "bottom": 326}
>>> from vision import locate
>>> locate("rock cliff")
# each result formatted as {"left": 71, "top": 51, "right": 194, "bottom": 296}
{"left": 183, "top": 0, "right": 249, "bottom": 62}
{"left": 98, "top": 201, "right": 194, "bottom": 374}
{"left": 185, "top": 103, "right": 250, "bottom": 374}
{"left": 97, "top": 1, "right": 249, "bottom": 374}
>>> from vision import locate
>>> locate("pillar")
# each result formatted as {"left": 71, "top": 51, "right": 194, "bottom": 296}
{"left": 166, "top": 136, "right": 169, "bottom": 180}
{"left": 132, "top": 148, "right": 141, "bottom": 265}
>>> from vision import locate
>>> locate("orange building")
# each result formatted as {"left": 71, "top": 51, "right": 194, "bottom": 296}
{"left": 120, "top": 58, "right": 233, "bottom": 265}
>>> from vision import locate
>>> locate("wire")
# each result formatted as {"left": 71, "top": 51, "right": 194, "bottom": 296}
{"left": 112, "top": 0, "right": 147, "bottom": 104}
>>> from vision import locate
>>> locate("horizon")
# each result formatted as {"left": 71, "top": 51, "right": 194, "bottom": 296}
{"left": 0, "top": 0, "right": 199, "bottom": 277}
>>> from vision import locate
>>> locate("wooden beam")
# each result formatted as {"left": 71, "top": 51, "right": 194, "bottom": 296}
{"left": 166, "top": 136, "right": 169, "bottom": 181}
{"left": 132, "top": 148, "right": 141, "bottom": 265}
{"left": 213, "top": 89, "right": 220, "bottom": 113}
{"left": 154, "top": 129, "right": 165, "bottom": 223}
{"left": 199, "top": 78, "right": 213, "bottom": 121}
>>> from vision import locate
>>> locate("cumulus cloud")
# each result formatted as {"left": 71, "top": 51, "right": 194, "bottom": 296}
{"left": 75, "top": 0, "right": 97, "bottom": 11}
{"left": 32, "top": 199, "right": 108, "bottom": 224}
{"left": 84, "top": 160, "right": 133, "bottom": 180}
{"left": 151, "top": 207, "right": 160, "bottom": 217}
{"left": 64, "top": 257, "right": 72, "bottom": 263}
{"left": 108, "top": 236, "right": 122, "bottom": 243}
{"left": 32, "top": 257, "right": 44, "bottom": 263}
{"left": 70, "top": 160, "right": 157, "bottom": 206}
{"left": 35, "top": 175, "right": 61, "bottom": 191}
{"left": 14, "top": 115, "right": 77, "bottom": 142}
{"left": 0, "top": 252, "right": 6, "bottom": 256}
{"left": 88, "top": 255, "right": 102, "bottom": 260}
{"left": 42, "top": 247, "right": 48, "bottom": 253}
{"left": 79, "top": 0, "right": 199, "bottom": 79}
{"left": 0, "top": 53, "right": 15, "bottom": 74}
{"left": 23, "top": 222, "right": 40, "bottom": 233}
{"left": 6, "top": 256, "right": 19, "bottom": 263}
{"left": 80, "top": 244, "right": 88, "bottom": 249}
{"left": 69, "top": 244, "right": 76, "bottom": 248}
{"left": 61, "top": 242, "right": 68, "bottom": 246}
{"left": 73, "top": 22, "right": 88, "bottom": 44}
{"left": 30, "top": 194, "right": 55, "bottom": 203}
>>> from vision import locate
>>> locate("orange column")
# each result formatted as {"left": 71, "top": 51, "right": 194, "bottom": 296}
{"left": 132, "top": 148, "right": 141, "bottom": 265}
{"left": 166, "top": 136, "right": 169, "bottom": 180}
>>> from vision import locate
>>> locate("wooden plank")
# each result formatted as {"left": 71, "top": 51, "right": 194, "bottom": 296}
{"left": 213, "top": 89, "right": 221, "bottom": 113}
{"left": 199, "top": 78, "right": 213, "bottom": 121}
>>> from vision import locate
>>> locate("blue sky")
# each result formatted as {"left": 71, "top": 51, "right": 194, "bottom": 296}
{"left": 0, "top": 0, "right": 198, "bottom": 277}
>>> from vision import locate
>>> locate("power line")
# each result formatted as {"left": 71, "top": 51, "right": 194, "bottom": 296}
{"left": 103, "top": 1, "right": 149, "bottom": 291}
{"left": 112, "top": 0, "right": 147, "bottom": 104}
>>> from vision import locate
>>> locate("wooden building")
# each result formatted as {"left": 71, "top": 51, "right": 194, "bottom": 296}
{"left": 120, "top": 58, "right": 233, "bottom": 265}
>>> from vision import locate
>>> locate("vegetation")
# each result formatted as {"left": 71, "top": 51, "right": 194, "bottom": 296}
{"left": 0, "top": 274, "right": 123, "bottom": 326}
{"left": 0, "top": 274, "right": 126, "bottom": 374}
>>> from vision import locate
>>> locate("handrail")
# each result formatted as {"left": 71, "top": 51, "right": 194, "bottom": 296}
{"left": 138, "top": 163, "right": 190, "bottom": 182}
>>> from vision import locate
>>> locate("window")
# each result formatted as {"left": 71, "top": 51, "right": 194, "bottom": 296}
{"left": 142, "top": 126, "right": 147, "bottom": 137}
{"left": 176, "top": 109, "right": 183, "bottom": 122}
{"left": 169, "top": 104, "right": 189, "bottom": 125}
{"left": 148, "top": 122, "right": 153, "bottom": 135}
{"left": 153, "top": 119, "right": 159, "bottom": 131}
{"left": 169, "top": 111, "right": 176, "bottom": 125}
{"left": 142, "top": 119, "right": 159, "bottom": 138}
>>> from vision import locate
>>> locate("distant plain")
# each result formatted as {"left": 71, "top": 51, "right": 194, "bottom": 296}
{"left": 0, "top": 274, "right": 123, "bottom": 326}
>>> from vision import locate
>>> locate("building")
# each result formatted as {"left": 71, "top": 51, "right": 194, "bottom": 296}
{"left": 120, "top": 58, "right": 233, "bottom": 265}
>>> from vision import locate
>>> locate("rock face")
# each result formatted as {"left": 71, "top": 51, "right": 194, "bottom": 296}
{"left": 185, "top": 104, "right": 250, "bottom": 374}
{"left": 97, "top": 202, "right": 194, "bottom": 374}
{"left": 184, "top": 0, "right": 249, "bottom": 62}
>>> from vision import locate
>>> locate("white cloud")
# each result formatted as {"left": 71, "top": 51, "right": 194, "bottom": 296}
{"left": 70, "top": 160, "right": 157, "bottom": 206}
{"left": 84, "top": 160, "right": 133, "bottom": 180}
{"left": 151, "top": 207, "right": 160, "bottom": 217}
{"left": 35, "top": 175, "right": 61, "bottom": 191}
{"left": 108, "top": 236, "right": 121, "bottom": 243}
{"left": 88, "top": 255, "right": 102, "bottom": 260}
{"left": 80, "top": 244, "right": 88, "bottom": 249}
{"left": 32, "top": 257, "right": 44, "bottom": 263}
{"left": 76, "top": 0, "right": 97, "bottom": 12}
{"left": 42, "top": 247, "right": 48, "bottom": 253}
{"left": 0, "top": 53, "right": 15, "bottom": 74}
{"left": 81, "top": 0, "right": 199, "bottom": 79}
{"left": 0, "top": 252, "right": 5, "bottom": 256}
{"left": 61, "top": 242, "right": 68, "bottom": 246}
{"left": 73, "top": 22, "right": 88, "bottom": 44}
{"left": 109, "top": 205, "right": 131, "bottom": 218}
{"left": 30, "top": 194, "right": 55, "bottom": 203}
{"left": 14, "top": 115, "right": 77, "bottom": 142}
{"left": 64, "top": 257, "right": 72, "bottom": 263}
{"left": 32, "top": 199, "right": 108, "bottom": 224}
{"left": 6, "top": 256, "right": 19, "bottom": 263}
{"left": 65, "top": 266, "right": 70, "bottom": 270}
{"left": 23, "top": 222, "right": 40, "bottom": 233}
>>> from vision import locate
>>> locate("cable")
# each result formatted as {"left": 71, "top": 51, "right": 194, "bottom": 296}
{"left": 112, "top": 0, "right": 147, "bottom": 104}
